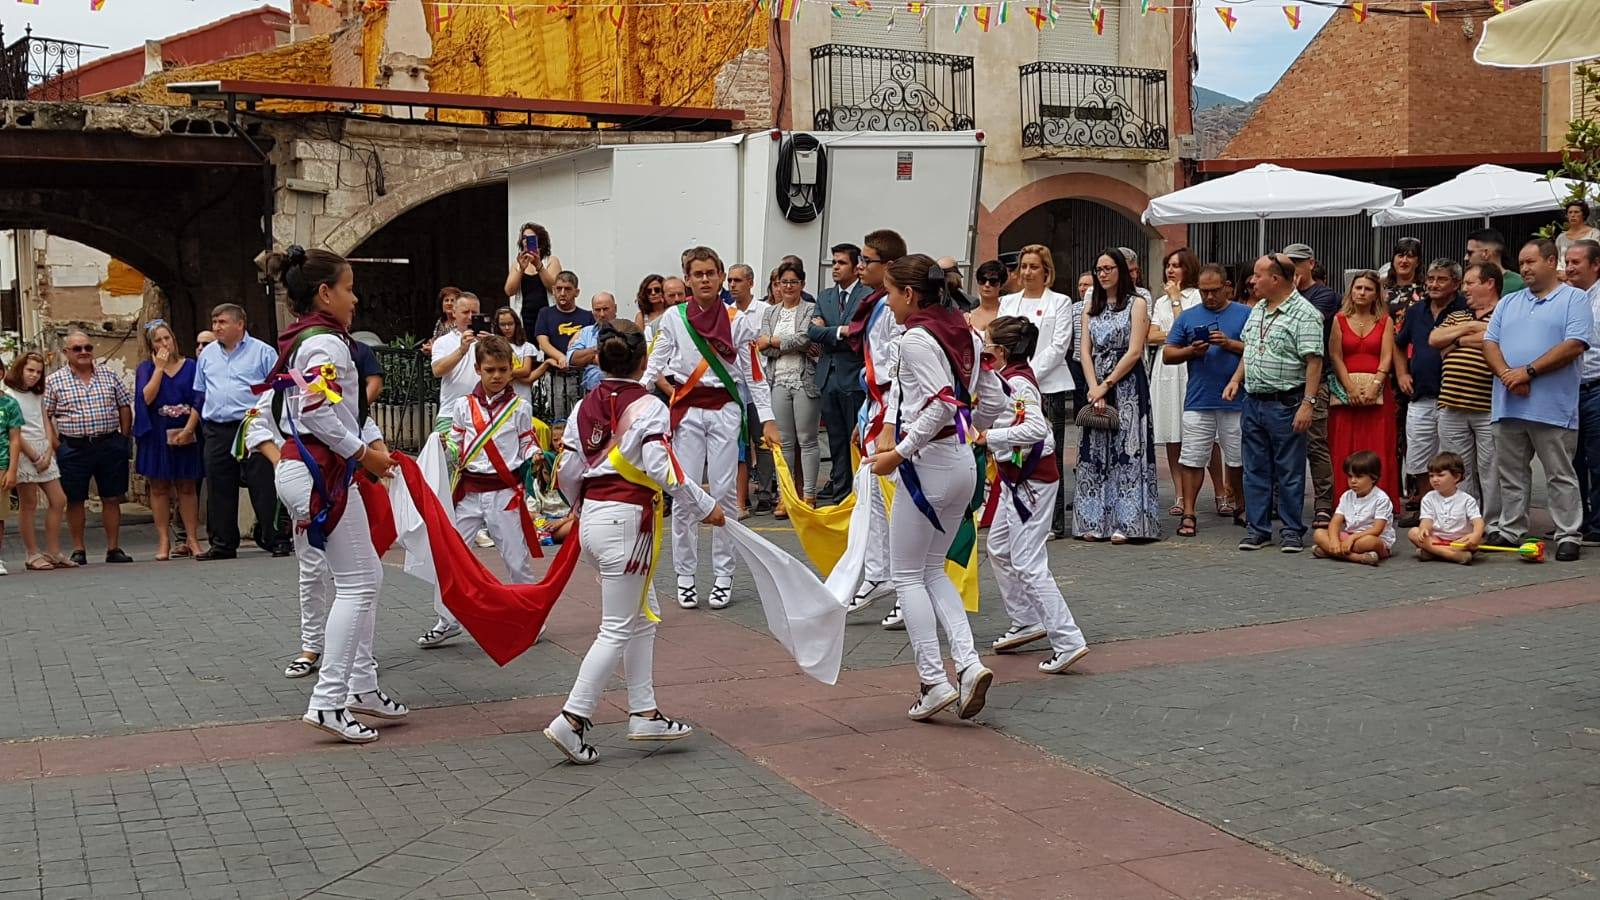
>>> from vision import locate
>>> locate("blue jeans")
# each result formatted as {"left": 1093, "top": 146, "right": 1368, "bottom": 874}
{"left": 1578, "top": 381, "right": 1600, "bottom": 534}
{"left": 1242, "top": 392, "right": 1308, "bottom": 540}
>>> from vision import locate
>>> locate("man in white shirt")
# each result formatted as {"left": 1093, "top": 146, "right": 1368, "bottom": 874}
{"left": 1567, "top": 239, "right": 1600, "bottom": 543}
{"left": 430, "top": 291, "right": 487, "bottom": 433}
{"left": 729, "top": 263, "right": 774, "bottom": 515}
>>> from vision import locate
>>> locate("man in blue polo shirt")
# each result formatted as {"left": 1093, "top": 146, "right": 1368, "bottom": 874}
{"left": 1394, "top": 258, "right": 1468, "bottom": 526}
{"left": 195, "top": 303, "right": 284, "bottom": 560}
{"left": 1483, "top": 238, "right": 1593, "bottom": 561}
{"left": 1164, "top": 263, "right": 1250, "bottom": 534}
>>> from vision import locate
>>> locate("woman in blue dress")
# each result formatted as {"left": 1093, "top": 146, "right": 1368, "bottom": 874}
{"left": 1074, "top": 249, "right": 1162, "bottom": 543}
{"left": 134, "top": 320, "right": 204, "bottom": 560}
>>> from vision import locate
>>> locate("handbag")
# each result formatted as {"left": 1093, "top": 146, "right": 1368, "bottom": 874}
{"left": 1330, "top": 371, "right": 1384, "bottom": 407}
{"left": 1074, "top": 391, "right": 1121, "bottom": 431}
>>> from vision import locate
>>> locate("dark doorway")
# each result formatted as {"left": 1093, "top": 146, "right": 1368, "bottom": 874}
{"left": 998, "top": 198, "right": 1154, "bottom": 293}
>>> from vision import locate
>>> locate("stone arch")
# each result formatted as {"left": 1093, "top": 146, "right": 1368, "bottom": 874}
{"left": 319, "top": 153, "right": 537, "bottom": 259}
{"left": 977, "top": 172, "right": 1184, "bottom": 264}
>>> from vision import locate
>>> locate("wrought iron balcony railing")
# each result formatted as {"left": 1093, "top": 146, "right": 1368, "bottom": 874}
{"left": 811, "top": 44, "right": 974, "bottom": 133}
{"left": 1019, "top": 62, "right": 1169, "bottom": 152}
{"left": 0, "top": 25, "right": 102, "bottom": 102}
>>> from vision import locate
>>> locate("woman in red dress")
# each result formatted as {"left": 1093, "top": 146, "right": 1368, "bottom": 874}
{"left": 1327, "top": 270, "right": 1400, "bottom": 508}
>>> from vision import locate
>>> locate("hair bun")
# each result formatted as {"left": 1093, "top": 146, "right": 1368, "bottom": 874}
{"left": 287, "top": 244, "right": 308, "bottom": 268}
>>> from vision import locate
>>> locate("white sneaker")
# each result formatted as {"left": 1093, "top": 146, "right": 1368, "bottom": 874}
{"left": 474, "top": 529, "right": 495, "bottom": 548}
{"left": 543, "top": 712, "right": 599, "bottom": 765}
{"left": 347, "top": 690, "right": 409, "bottom": 719}
{"left": 416, "top": 620, "right": 462, "bottom": 648}
{"left": 627, "top": 711, "right": 694, "bottom": 741}
{"left": 993, "top": 623, "right": 1047, "bottom": 653}
{"left": 956, "top": 664, "right": 994, "bottom": 720}
{"left": 881, "top": 602, "right": 905, "bottom": 630}
{"left": 1039, "top": 645, "right": 1090, "bottom": 674}
{"left": 707, "top": 582, "right": 732, "bottom": 610}
{"left": 0, "top": 560, "right": 8, "bottom": 576}
{"left": 907, "top": 682, "right": 959, "bottom": 721}
{"left": 677, "top": 582, "right": 698, "bottom": 609}
{"left": 848, "top": 580, "right": 893, "bottom": 613}
{"left": 302, "top": 708, "right": 379, "bottom": 744}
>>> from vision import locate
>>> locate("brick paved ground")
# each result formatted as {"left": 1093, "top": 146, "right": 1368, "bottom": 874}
{"left": 0, "top": 477, "right": 1596, "bottom": 898}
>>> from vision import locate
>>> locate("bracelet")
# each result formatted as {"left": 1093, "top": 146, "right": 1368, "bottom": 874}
{"left": 356, "top": 445, "right": 368, "bottom": 462}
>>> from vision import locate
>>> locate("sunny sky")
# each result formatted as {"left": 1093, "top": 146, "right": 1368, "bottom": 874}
{"left": 1, "top": 0, "right": 1318, "bottom": 102}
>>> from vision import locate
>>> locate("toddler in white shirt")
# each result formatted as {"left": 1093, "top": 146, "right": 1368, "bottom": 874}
{"left": 1407, "top": 451, "right": 1484, "bottom": 565}
{"left": 1314, "top": 450, "right": 1396, "bottom": 566}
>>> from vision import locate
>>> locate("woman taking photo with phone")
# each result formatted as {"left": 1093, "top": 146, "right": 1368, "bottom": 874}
{"left": 503, "top": 222, "right": 562, "bottom": 327}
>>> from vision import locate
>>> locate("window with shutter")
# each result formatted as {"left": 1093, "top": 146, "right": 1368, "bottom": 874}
{"left": 1573, "top": 62, "right": 1595, "bottom": 121}
{"left": 1037, "top": 2, "right": 1121, "bottom": 66}
{"left": 829, "top": 7, "right": 929, "bottom": 50}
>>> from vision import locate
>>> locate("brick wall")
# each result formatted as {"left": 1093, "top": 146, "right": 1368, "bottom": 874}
{"left": 1221, "top": 2, "right": 1540, "bottom": 159}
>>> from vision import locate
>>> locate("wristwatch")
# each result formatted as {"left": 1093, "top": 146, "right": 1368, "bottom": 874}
{"left": 1525, "top": 363, "right": 1539, "bottom": 380}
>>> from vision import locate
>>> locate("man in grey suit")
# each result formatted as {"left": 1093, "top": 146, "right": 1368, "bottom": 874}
{"left": 809, "top": 242, "right": 872, "bottom": 505}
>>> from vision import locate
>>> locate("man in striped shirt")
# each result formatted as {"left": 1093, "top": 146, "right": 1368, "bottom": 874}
{"left": 43, "top": 330, "right": 133, "bottom": 565}
{"left": 1430, "top": 261, "right": 1504, "bottom": 528}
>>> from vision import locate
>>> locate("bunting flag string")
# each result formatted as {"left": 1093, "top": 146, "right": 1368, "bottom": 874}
{"left": 849, "top": 0, "right": 872, "bottom": 11}
{"left": 1351, "top": 1, "right": 1367, "bottom": 21}
{"left": 1216, "top": 4, "right": 1236, "bottom": 30}
{"left": 1421, "top": 0, "right": 1438, "bottom": 21}
{"left": 1046, "top": 0, "right": 1059, "bottom": 25}
{"left": 499, "top": 2, "right": 518, "bottom": 23}
{"left": 973, "top": 4, "right": 991, "bottom": 31}
{"left": 17, "top": 0, "right": 39, "bottom": 6}
{"left": 1283, "top": 3, "right": 1299, "bottom": 28}
{"left": 88, "top": 0, "right": 106, "bottom": 8}
{"left": 906, "top": 0, "right": 924, "bottom": 12}
{"left": 1026, "top": 4, "right": 1048, "bottom": 27}
{"left": 776, "top": 0, "right": 799, "bottom": 18}
{"left": 606, "top": 0, "right": 625, "bottom": 25}
{"left": 954, "top": 3, "right": 967, "bottom": 30}
{"left": 997, "top": 0, "right": 1008, "bottom": 23}
{"left": 1089, "top": 0, "right": 1104, "bottom": 34}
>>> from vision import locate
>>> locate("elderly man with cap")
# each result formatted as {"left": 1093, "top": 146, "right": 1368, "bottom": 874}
{"left": 1283, "top": 242, "right": 1341, "bottom": 526}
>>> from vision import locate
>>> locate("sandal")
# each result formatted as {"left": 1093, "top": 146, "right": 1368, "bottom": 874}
{"left": 1168, "top": 504, "right": 1184, "bottom": 517}
{"left": 774, "top": 502, "right": 789, "bottom": 520}
{"left": 24, "top": 555, "right": 55, "bottom": 572}
{"left": 1312, "top": 509, "right": 1333, "bottom": 530}
{"left": 172, "top": 545, "right": 194, "bottom": 559}
{"left": 1216, "top": 496, "right": 1238, "bottom": 517}
{"left": 1109, "top": 532, "right": 1129, "bottom": 545}
{"left": 283, "top": 655, "right": 319, "bottom": 679}
{"left": 1177, "top": 515, "right": 1197, "bottom": 538}
{"left": 47, "top": 554, "right": 78, "bottom": 569}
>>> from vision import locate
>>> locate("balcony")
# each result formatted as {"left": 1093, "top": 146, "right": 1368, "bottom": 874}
{"left": 0, "top": 25, "right": 100, "bottom": 102}
{"left": 811, "top": 44, "right": 974, "bottom": 133}
{"left": 1019, "top": 62, "right": 1170, "bottom": 160}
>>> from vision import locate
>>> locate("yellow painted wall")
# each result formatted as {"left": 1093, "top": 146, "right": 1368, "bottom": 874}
{"left": 101, "top": 258, "right": 147, "bottom": 298}
{"left": 359, "top": 1, "right": 764, "bottom": 125}
{"left": 92, "top": 36, "right": 335, "bottom": 112}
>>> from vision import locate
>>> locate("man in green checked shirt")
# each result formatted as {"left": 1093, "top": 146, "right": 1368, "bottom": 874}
{"left": 1222, "top": 253, "right": 1325, "bottom": 553}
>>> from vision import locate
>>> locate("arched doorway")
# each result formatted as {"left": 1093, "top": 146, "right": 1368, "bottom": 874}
{"left": 998, "top": 198, "right": 1153, "bottom": 293}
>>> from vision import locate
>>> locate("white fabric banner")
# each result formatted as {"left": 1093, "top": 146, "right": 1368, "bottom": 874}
{"left": 389, "top": 433, "right": 455, "bottom": 585}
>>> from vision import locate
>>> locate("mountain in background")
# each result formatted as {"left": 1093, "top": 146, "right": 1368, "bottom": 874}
{"left": 1193, "top": 86, "right": 1260, "bottom": 159}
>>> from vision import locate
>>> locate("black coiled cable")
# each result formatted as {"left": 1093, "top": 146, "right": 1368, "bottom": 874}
{"left": 775, "top": 132, "right": 827, "bottom": 224}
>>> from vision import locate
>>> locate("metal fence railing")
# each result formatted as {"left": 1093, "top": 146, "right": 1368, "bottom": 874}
{"left": 1019, "top": 62, "right": 1169, "bottom": 152}
{"left": 811, "top": 43, "right": 975, "bottom": 133}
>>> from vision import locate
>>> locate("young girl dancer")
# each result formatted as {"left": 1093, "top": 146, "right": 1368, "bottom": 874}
{"left": 869, "top": 254, "right": 1007, "bottom": 721}
{"left": 978, "top": 316, "right": 1090, "bottom": 673}
{"left": 547, "top": 321, "right": 724, "bottom": 764}
{"left": 264, "top": 246, "right": 407, "bottom": 743}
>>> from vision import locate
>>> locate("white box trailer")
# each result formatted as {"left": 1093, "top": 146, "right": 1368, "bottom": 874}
{"left": 504, "top": 130, "right": 985, "bottom": 302}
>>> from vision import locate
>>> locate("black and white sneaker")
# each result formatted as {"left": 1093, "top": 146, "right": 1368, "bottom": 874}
{"left": 416, "top": 621, "right": 462, "bottom": 648}
{"left": 347, "top": 690, "right": 409, "bottom": 720}
{"left": 993, "top": 624, "right": 1047, "bottom": 653}
{"left": 707, "top": 581, "right": 732, "bottom": 610}
{"left": 1039, "top": 645, "right": 1090, "bottom": 674}
{"left": 907, "top": 682, "right": 959, "bottom": 721}
{"left": 881, "top": 602, "right": 905, "bottom": 630}
{"left": 956, "top": 664, "right": 994, "bottom": 720}
{"left": 677, "top": 581, "right": 699, "bottom": 609}
{"left": 283, "top": 655, "right": 318, "bottom": 679}
{"left": 1238, "top": 533, "right": 1272, "bottom": 551}
{"left": 544, "top": 712, "right": 599, "bottom": 765}
{"left": 627, "top": 711, "right": 694, "bottom": 741}
{"left": 302, "top": 708, "right": 379, "bottom": 744}
{"left": 848, "top": 580, "right": 893, "bottom": 613}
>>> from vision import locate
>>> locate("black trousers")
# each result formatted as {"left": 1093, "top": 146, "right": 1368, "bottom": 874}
{"left": 203, "top": 419, "right": 286, "bottom": 552}
{"left": 818, "top": 383, "right": 865, "bottom": 503}
{"left": 1044, "top": 391, "right": 1072, "bottom": 534}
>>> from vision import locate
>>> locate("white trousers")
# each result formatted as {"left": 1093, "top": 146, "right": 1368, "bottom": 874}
{"left": 564, "top": 499, "right": 660, "bottom": 718}
{"left": 862, "top": 396, "right": 891, "bottom": 583}
{"left": 890, "top": 439, "right": 980, "bottom": 686}
{"left": 671, "top": 403, "right": 739, "bottom": 582}
{"left": 1404, "top": 397, "right": 1443, "bottom": 475}
{"left": 293, "top": 526, "right": 329, "bottom": 655}
{"left": 1437, "top": 407, "right": 1500, "bottom": 525}
{"left": 988, "top": 479, "right": 1085, "bottom": 655}
{"left": 276, "top": 460, "right": 381, "bottom": 711}
{"left": 433, "top": 487, "right": 536, "bottom": 629}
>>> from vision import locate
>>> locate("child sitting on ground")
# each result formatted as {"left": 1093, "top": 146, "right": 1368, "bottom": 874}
{"left": 1313, "top": 450, "right": 1396, "bottom": 566}
{"left": 1407, "top": 451, "right": 1484, "bottom": 564}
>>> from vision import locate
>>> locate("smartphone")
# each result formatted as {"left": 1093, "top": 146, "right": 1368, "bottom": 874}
{"left": 521, "top": 233, "right": 539, "bottom": 255}
{"left": 470, "top": 314, "right": 492, "bottom": 334}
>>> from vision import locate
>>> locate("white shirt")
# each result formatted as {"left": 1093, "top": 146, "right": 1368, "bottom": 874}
{"left": 557, "top": 383, "right": 716, "bottom": 519}
{"left": 984, "top": 371, "right": 1055, "bottom": 460}
{"left": 644, "top": 302, "right": 774, "bottom": 423}
{"left": 276, "top": 333, "right": 367, "bottom": 460}
{"left": 1580, "top": 281, "right": 1600, "bottom": 383}
{"left": 447, "top": 390, "right": 536, "bottom": 476}
{"left": 998, "top": 289, "right": 1076, "bottom": 393}
{"left": 509, "top": 340, "right": 541, "bottom": 407}
{"left": 1420, "top": 489, "right": 1483, "bottom": 540}
{"left": 1335, "top": 487, "right": 1396, "bottom": 547}
{"left": 430, "top": 330, "right": 481, "bottom": 411}
{"left": 889, "top": 327, "right": 1007, "bottom": 460}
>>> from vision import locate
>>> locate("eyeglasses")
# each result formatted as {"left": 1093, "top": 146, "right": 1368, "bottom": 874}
{"left": 68, "top": 344, "right": 94, "bottom": 353}
{"left": 1094, "top": 265, "right": 1118, "bottom": 274}
{"left": 778, "top": 280, "right": 804, "bottom": 287}
{"left": 648, "top": 286, "right": 663, "bottom": 294}
{"left": 861, "top": 256, "right": 882, "bottom": 266}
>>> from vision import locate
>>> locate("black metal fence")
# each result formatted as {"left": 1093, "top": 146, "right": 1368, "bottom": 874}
{"left": 1019, "top": 62, "right": 1169, "bottom": 152}
{"left": 0, "top": 25, "right": 99, "bottom": 102}
{"left": 369, "top": 345, "right": 585, "bottom": 453}
{"left": 811, "top": 44, "right": 974, "bottom": 132}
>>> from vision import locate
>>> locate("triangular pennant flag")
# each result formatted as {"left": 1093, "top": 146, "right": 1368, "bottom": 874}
{"left": 955, "top": 4, "right": 968, "bottom": 30}
{"left": 434, "top": 0, "right": 454, "bottom": 30}
{"left": 1089, "top": 0, "right": 1105, "bottom": 34}
{"left": 1216, "top": 5, "right": 1237, "bottom": 30}
{"left": 849, "top": 0, "right": 872, "bottom": 12}
{"left": 907, "top": 0, "right": 924, "bottom": 11}
{"left": 1351, "top": 1, "right": 1367, "bottom": 22}
{"left": 1491, "top": 0, "right": 1510, "bottom": 12}
{"left": 18, "top": 0, "right": 40, "bottom": 5}
{"left": 1283, "top": 4, "right": 1300, "bottom": 28}
{"left": 974, "top": 4, "right": 991, "bottom": 31}
{"left": 777, "top": 0, "right": 799, "bottom": 19}
{"left": 1421, "top": 1, "right": 1438, "bottom": 23}
{"left": 499, "top": 3, "right": 518, "bottom": 25}
{"left": 886, "top": 8, "right": 896, "bottom": 28}
{"left": 997, "top": 1, "right": 1008, "bottom": 23}
{"left": 1047, "top": 0, "right": 1059, "bottom": 24}
{"left": 606, "top": 0, "right": 624, "bottom": 27}
{"left": 89, "top": 0, "right": 108, "bottom": 9}
{"left": 701, "top": 1, "right": 712, "bottom": 21}
{"left": 1026, "top": 5, "right": 1048, "bottom": 28}
{"left": 1140, "top": 0, "right": 1149, "bottom": 14}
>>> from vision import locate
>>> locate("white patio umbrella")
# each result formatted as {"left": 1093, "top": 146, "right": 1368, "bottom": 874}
{"left": 1475, "top": 0, "right": 1600, "bottom": 68}
{"left": 1372, "top": 164, "right": 1593, "bottom": 227}
{"left": 1142, "top": 163, "right": 1403, "bottom": 254}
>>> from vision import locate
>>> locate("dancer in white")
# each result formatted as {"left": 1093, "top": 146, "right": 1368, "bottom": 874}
{"left": 416, "top": 335, "right": 540, "bottom": 648}
{"left": 844, "top": 229, "right": 907, "bottom": 626}
{"left": 645, "top": 246, "right": 779, "bottom": 610}
{"left": 977, "top": 315, "right": 1090, "bottom": 673}
{"left": 869, "top": 254, "right": 1007, "bottom": 721}
{"left": 263, "top": 246, "right": 407, "bottom": 744}
{"left": 546, "top": 322, "right": 724, "bottom": 764}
